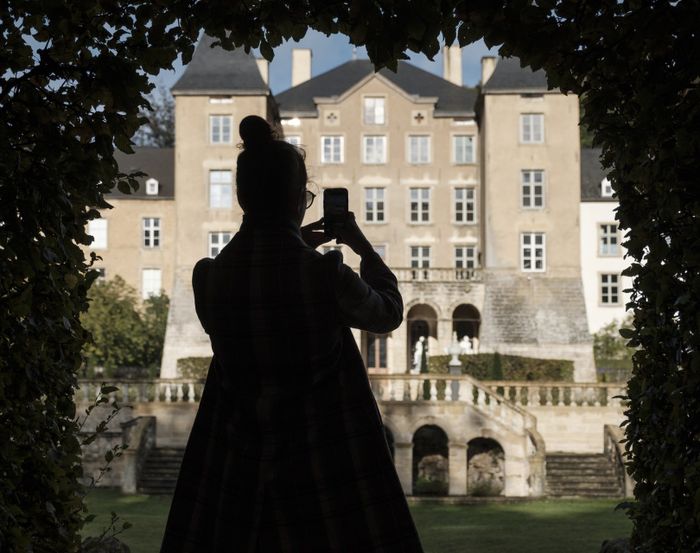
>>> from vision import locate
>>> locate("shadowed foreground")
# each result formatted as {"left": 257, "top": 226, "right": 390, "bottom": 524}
{"left": 83, "top": 490, "right": 631, "bottom": 553}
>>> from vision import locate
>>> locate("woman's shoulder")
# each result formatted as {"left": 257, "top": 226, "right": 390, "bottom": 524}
{"left": 192, "top": 257, "right": 214, "bottom": 288}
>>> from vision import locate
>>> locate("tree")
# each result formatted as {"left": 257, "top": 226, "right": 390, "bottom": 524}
{"left": 81, "top": 276, "right": 169, "bottom": 377}
{"left": 2, "top": 2, "right": 699, "bottom": 551}
{"left": 133, "top": 83, "right": 175, "bottom": 147}
{"left": 593, "top": 314, "right": 635, "bottom": 363}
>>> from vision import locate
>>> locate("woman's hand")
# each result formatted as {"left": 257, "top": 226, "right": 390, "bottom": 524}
{"left": 334, "top": 212, "right": 373, "bottom": 257}
{"left": 301, "top": 218, "right": 332, "bottom": 249}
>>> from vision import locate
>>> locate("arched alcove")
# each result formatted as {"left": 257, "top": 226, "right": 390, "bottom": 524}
{"left": 412, "top": 424, "right": 449, "bottom": 496}
{"left": 406, "top": 304, "right": 438, "bottom": 372}
{"left": 467, "top": 437, "right": 505, "bottom": 497}
{"left": 452, "top": 304, "right": 481, "bottom": 341}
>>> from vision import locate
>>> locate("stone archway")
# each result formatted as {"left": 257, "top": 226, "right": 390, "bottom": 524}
{"left": 452, "top": 304, "right": 481, "bottom": 354}
{"left": 412, "top": 424, "right": 449, "bottom": 496}
{"left": 406, "top": 304, "right": 438, "bottom": 373}
{"left": 467, "top": 437, "right": 505, "bottom": 497}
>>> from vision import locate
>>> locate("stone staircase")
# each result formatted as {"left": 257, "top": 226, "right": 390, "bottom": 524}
{"left": 546, "top": 453, "right": 623, "bottom": 497}
{"left": 137, "top": 447, "right": 185, "bottom": 495}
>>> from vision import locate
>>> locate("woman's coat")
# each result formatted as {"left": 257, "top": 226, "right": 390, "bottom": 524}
{"left": 159, "top": 215, "right": 425, "bottom": 553}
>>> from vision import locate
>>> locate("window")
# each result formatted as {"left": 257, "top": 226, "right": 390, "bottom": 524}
{"left": 454, "top": 188, "right": 476, "bottom": 223}
{"left": 209, "top": 170, "right": 233, "bottom": 209}
{"left": 285, "top": 135, "right": 302, "bottom": 146}
{"left": 455, "top": 246, "right": 477, "bottom": 280}
{"left": 210, "top": 115, "right": 232, "bottom": 144}
{"left": 453, "top": 135, "right": 475, "bottom": 164}
{"left": 142, "top": 269, "right": 161, "bottom": 299}
{"left": 88, "top": 218, "right": 108, "bottom": 249}
{"left": 364, "top": 188, "right": 385, "bottom": 223}
{"left": 363, "top": 135, "right": 387, "bottom": 164}
{"left": 521, "top": 232, "right": 546, "bottom": 272}
{"left": 408, "top": 135, "right": 430, "bottom": 164}
{"left": 601, "top": 177, "right": 614, "bottom": 198}
{"left": 599, "top": 223, "right": 620, "bottom": 256}
{"left": 600, "top": 273, "right": 620, "bottom": 305}
{"left": 366, "top": 333, "right": 388, "bottom": 369}
{"left": 410, "top": 246, "right": 430, "bottom": 280}
{"left": 322, "top": 245, "right": 343, "bottom": 254}
{"left": 521, "top": 170, "right": 545, "bottom": 209}
{"left": 208, "top": 231, "right": 232, "bottom": 257}
{"left": 409, "top": 188, "right": 430, "bottom": 223}
{"left": 520, "top": 113, "right": 544, "bottom": 143}
{"left": 321, "top": 136, "right": 344, "bottom": 163}
{"left": 145, "top": 178, "right": 159, "bottom": 196}
{"left": 209, "top": 96, "right": 233, "bottom": 104}
{"left": 372, "top": 244, "right": 387, "bottom": 260}
{"left": 143, "top": 217, "right": 160, "bottom": 248}
{"left": 363, "top": 97, "right": 385, "bottom": 125}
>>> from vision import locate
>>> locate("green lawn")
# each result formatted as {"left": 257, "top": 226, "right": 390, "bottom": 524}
{"left": 83, "top": 490, "right": 631, "bottom": 553}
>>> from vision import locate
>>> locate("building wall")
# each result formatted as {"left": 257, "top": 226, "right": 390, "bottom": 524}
{"left": 481, "top": 92, "right": 581, "bottom": 277}
{"left": 85, "top": 198, "right": 176, "bottom": 298}
{"left": 580, "top": 201, "right": 632, "bottom": 332}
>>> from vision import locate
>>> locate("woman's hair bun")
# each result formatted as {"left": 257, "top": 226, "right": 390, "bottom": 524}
{"left": 239, "top": 115, "right": 274, "bottom": 149}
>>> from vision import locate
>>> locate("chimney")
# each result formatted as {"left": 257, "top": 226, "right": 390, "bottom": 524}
{"left": 481, "top": 56, "right": 498, "bottom": 86}
{"left": 291, "top": 49, "right": 312, "bottom": 87}
{"left": 442, "top": 45, "right": 462, "bottom": 86}
{"left": 256, "top": 58, "right": 269, "bottom": 85}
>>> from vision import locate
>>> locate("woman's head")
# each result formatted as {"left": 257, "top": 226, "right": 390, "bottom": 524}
{"left": 236, "top": 115, "right": 308, "bottom": 222}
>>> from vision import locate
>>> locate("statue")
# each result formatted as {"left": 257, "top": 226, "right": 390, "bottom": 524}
{"left": 459, "top": 335, "right": 473, "bottom": 355}
{"left": 412, "top": 336, "right": 425, "bottom": 374}
{"left": 472, "top": 336, "right": 480, "bottom": 354}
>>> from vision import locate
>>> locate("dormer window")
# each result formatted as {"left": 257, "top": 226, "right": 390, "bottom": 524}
{"left": 601, "top": 177, "right": 614, "bottom": 198}
{"left": 146, "top": 178, "right": 159, "bottom": 196}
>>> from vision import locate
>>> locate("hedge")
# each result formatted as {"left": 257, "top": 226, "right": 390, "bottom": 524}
{"left": 177, "top": 357, "right": 213, "bottom": 380}
{"left": 428, "top": 353, "right": 574, "bottom": 382}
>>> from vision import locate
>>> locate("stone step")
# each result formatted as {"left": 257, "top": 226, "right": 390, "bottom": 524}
{"left": 546, "top": 468, "right": 617, "bottom": 477}
{"left": 548, "top": 479, "right": 620, "bottom": 489}
{"left": 545, "top": 453, "right": 623, "bottom": 498}
{"left": 138, "top": 486, "right": 175, "bottom": 495}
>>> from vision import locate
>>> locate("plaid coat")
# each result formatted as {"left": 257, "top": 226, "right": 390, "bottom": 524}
{"left": 160, "top": 214, "right": 424, "bottom": 553}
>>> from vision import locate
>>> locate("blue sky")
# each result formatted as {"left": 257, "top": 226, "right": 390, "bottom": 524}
{"left": 154, "top": 30, "right": 498, "bottom": 94}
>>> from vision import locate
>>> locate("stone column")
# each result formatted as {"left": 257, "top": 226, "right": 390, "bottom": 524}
{"left": 448, "top": 442, "right": 468, "bottom": 495}
{"left": 437, "top": 317, "right": 453, "bottom": 357}
{"left": 393, "top": 442, "right": 413, "bottom": 494}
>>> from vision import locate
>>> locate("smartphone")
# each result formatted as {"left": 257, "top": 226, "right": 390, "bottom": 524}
{"left": 323, "top": 188, "right": 348, "bottom": 237}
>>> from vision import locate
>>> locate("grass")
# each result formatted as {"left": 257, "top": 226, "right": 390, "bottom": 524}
{"left": 82, "top": 490, "right": 631, "bottom": 553}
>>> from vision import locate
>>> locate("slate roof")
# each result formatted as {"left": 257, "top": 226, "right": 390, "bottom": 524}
{"left": 275, "top": 59, "right": 478, "bottom": 117}
{"left": 109, "top": 148, "right": 175, "bottom": 199}
{"left": 580, "top": 147, "right": 613, "bottom": 202}
{"left": 482, "top": 57, "right": 550, "bottom": 92}
{"left": 171, "top": 34, "right": 268, "bottom": 95}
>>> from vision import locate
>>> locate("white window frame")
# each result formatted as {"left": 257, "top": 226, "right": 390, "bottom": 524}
{"left": 601, "top": 177, "right": 614, "bottom": 197}
{"left": 520, "top": 113, "right": 544, "bottom": 144}
{"left": 145, "top": 178, "right": 159, "bottom": 196}
{"left": 599, "top": 273, "right": 621, "bottom": 306}
{"left": 208, "top": 231, "right": 233, "bottom": 258}
{"left": 141, "top": 268, "right": 162, "bottom": 299}
{"left": 407, "top": 135, "right": 431, "bottom": 164}
{"left": 320, "top": 135, "right": 344, "bottom": 164}
{"left": 321, "top": 245, "right": 343, "bottom": 254}
{"left": 409, "top": 188, "right": 431, "bottom": 224}
{"left": 372, "top": 244, "right": 387, "bottom": 260}
{"left": 453, "top": 135, "right": 476, "bottom": 164}
{"left": 142, "top": 217, "right": 160, "bottom": 248}
{"left": 88, "top": 218, "right": 108, "bottom": 250}
{"left": 285, "top": 135, "right": 302, "bottom": 146}
{"left": 453, "top": 187, "right": 476, "bottom": 224}
{"left": 362, "top": 135, "right": 387, "bottom": 164}
{"left": 363, "top": 96, "right": 386, "bottom": 125}
{"left": 520, "top": 232, "right": 546, "bottom": 272}
{"left": 209, "top": 170, "right": 233, "bottom": 209}
{"left": 455, "top": 246, "right": 478, "bottom": 280}
{"left": 521, "top": 170, "right": 545, "bottom": 209}
{"left": 410, "top": 245, "right": 431, "bottom": 281}
{"left": 598, "top": 223, "right": 620, "bottom": 256}
{"left": 364, "top": 187, "right": 386, "bottom": 223}
{"left": 210, "top": 114, "right": 233, "bottom": 145}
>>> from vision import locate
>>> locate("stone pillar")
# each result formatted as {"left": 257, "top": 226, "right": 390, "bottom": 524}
{"left": 392, "top": 318, "right": 408, "bottom": 374}
{"left": 448, "top": 442, "right": 468, "bottom": 495}
{"left": 437, "top": 317, "right": 453, "bottom": 357}
{"left": 393, "top": 442, "right": 413, "bottom": 494}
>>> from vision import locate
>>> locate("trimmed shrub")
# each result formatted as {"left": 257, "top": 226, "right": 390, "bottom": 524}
{"left": 177, "top": 356, "right": 212, "bottom": 379}
{"left": 414, "top": 478, "right": 448, "bottom": 496}
{"left": 428, "top": 353, "right": 574, "bottom": 381}
{"left": 469, "top": 480, "right": 503, "bottom": 497}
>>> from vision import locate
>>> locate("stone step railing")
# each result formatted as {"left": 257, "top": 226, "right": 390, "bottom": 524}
{"left": 77, "top": 379, "right": 204, "bottom": 404}
{"left": 482, "top": 381, "right": 628, "bottom": 408}
{"left": 367, "top": 374, "right": 536, "bottom": 434}
{"left": 392, "top": 267, "right": 482, "bottom": 282}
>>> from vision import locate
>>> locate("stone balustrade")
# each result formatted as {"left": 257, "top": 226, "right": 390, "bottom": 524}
{"left": 77, "top": 379, "right": 203, "bottom": 404}
{"left": 482, "top": 381, "right": 628, "bottom": 408}
{"left": 392, "top": 267, "right": 482, "bottom": 282}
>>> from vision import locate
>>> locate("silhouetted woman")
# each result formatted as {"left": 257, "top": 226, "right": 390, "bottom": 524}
{"left": 160, "top": 115, "right": 424, "bottom": 552}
